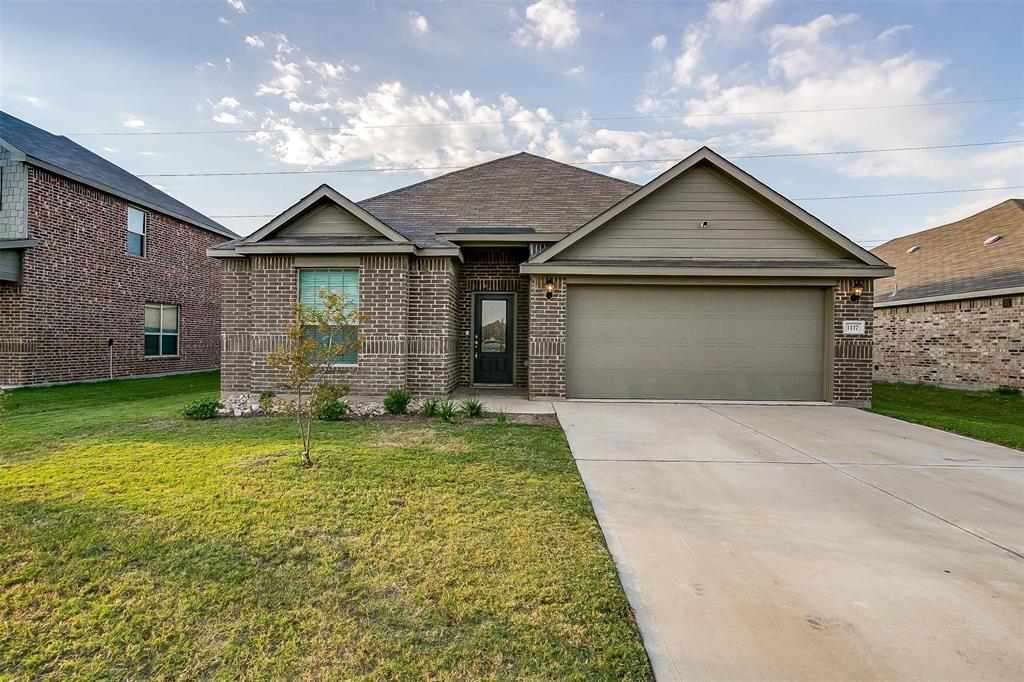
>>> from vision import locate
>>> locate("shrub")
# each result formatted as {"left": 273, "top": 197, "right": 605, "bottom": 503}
{"left": 311, "top": 381, "right": 350, "bottom": 422}
{"left": 495, "top": 408, "right": 508, "bottom": 426}
{"left": 421, "top": 397, "right": 441, "bottom": 417}
{"left": 996, "top": 386, "right": 1021, "bottom": 396}
{"left": 461, "top": 398, "right": 485, "bottom": 418}
{"left": 258, "top": 391, "right": 276, "bottom": 412}
{"left": 383, "top": 388, "right": 413, "bottom": 415}
{"left": 437, "top": 400, "right": 457, "bottom": 423}
{"left": 317, "top": 399, "right": 351, "bottom": 421}
{"left": 183, "top": 397, "right": 222, "bottom": 420}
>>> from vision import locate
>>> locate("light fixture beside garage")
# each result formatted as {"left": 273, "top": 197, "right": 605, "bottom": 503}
{"left": 544, "top": 278, "right": 555, "bottom": 300}
{"left": 850, "top": 280, "right": 864, "bottom": 303}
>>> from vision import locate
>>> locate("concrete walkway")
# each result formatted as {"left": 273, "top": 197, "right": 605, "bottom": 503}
{"left": 556, "top": 402, "right": 1024, "bottom": 681}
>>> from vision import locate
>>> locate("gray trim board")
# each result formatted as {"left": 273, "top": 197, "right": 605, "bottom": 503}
{"left": 0, "top": 238, "right": 39, "bottom": 250}
{"left": 521, "top": 263, "right": 893, "bottom": 278}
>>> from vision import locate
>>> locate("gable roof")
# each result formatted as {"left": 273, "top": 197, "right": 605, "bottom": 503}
{"left": 358, "top": 152, "right": 637, "bottom": 246}
{"left": 529, "top": 146, "right": 888, "bottom": 268}
{"left": 244, "top": 184, "right": 410, "bottom": 244}
{"left": 0, "top": 111, "right": 235, "bottom": 239}
{"left": 872, "top": 199, "right": 1024, "bottom": 306}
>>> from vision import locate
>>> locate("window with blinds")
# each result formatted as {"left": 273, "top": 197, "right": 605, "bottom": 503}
{"left": 297, "top": 269, "right": 359, "bottom": 364}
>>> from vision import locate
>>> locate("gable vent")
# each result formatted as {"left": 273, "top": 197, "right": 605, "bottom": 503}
{"left": 906, "top": 245, "right": 921, "bottom": 254}
{"left": 983, "top": 235, "right": 1003, "bottom": 245}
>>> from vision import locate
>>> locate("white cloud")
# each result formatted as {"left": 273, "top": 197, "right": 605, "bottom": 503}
{"left": 409, "top": 12, "right": 429, "bottom": 34}
{"left": 138, "top": 151, "right": 159, "bottom": 156}
{"left": 513, "top": 0, "right": 580, "bottom": 50}
{"left": 650, "top": 34, "right": 667, "bottom": 51}
{"left": 22, "top": 95, "right": 43, "bottom": 107}
{"left": 225, "top": 57, "right": 234, "bottom": 70}
{"left": 244, "top": 35, "right": 265, "bottom": 49}
{"left": 225, "top": 0, "right": 247, "bottom": 14}
{"left": 102, "top": 146, "right": 117, "bottom": 153}
{"left": 213, "top": 112, "right": 241, "bottom": 124}
{"left": 217, "top": 16, "right": 232, "bottom": 26}
{"left": 121, "top": 115, "right": 146, "bottom": 129}
{"left": 217, "top": 96, "right": 241, "bottom": 109}
{"left": 256, "top": 59, "right": 305, "bottom": 99}
{"left": 708, "top": 0, "right": 774, "bottom": 24}
{"left": 563, "top": 64, "right": 584, "bottom": 76}
{"left": 673, "top": 26, "right": 705, "bottom": 86}
{"left": 877, "top": 24, "right": 912, "bottom": 41}
{"left": 926, "top": 192, "right": 1019, "bottom": 227}
{"left": 769, "top": 13, "right": 858, "bottom": 49}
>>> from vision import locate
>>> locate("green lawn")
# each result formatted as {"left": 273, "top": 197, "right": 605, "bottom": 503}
{"left": 870, "top": 381, "right": 1024, "bottom": 451}
{"left": 0, "top": 373, "right": 650, "bottom": 680}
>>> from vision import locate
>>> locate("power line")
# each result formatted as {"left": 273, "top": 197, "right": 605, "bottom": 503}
{"left": 71, "top": 96, "right": 1024, "bottom": 137}
{"left": 208, "top": 185, "right": 1024, "bottom": 219}
{"left": 139, "top": 139, "right": 1024, "bottom": 178}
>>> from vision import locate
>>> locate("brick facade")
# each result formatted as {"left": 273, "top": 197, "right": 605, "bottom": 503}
{"left": 832, "top": 279, "right": 875, "bottom": 406}
{"left": 458, "top": 248, "right": 530, "bottom": 388}
{"left": 874, "top": 294, "right": 1023, "bottom": 390}
{"left": 527, "top": 274, "right": 567, "bottom": 400}
{"left": 223, "top": 254, "right": 464, "bottom": 397}
{"left": 0, "top": 167, "right": 226, "bottom": 387}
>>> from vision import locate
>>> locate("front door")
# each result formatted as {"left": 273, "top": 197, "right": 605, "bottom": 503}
{"left": 473, "top": 294, "right": 514, "bottom": 384}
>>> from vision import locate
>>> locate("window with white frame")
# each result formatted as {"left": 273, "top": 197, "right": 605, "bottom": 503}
{"left": 144, "top": 303, "right": 179, "bottom": 357}
{"left": 127, "top": 206, "right": 146, "bottom": 256}
{"left": 298, "top": 269, "right": 359, "bottom": 364}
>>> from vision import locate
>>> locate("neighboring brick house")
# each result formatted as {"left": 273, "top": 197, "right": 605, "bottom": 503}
{"left": 872, "top": 200, "right": 1023, "bottom": 390}
{"left": 212, "top": 148, "right": 891, "bottom": 405}
{"left": 0, "top": 112, "right": 237, "bottom": 387}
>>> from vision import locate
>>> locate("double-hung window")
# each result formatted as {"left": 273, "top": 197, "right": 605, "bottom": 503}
{"left": 127, "top": 206, "right": 146, "bottom": 256}
{"left": 298, "top": 269, "right": 359, "bottom": 364}
{"left": 145, "top": 303, "right": 179, "bottom": 357}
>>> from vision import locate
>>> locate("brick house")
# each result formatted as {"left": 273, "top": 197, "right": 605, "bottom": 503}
{"left": 872, "top": 200, "right": 1023, "bottom": 390}
{"left": 0, "top": 111, "right": 237, "bottom": 387}
{"left": 211, "top": 148, "right": 892, "bottom": 405}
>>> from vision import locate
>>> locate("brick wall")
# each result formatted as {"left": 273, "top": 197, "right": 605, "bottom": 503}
{"left": 832, "top": 279, "right": 875, "bottom": 406}
{"left": 527, "top": 274, "right": 566, "bottom": 399}
{"left": 408, "top": 256, "right": 460, "bottom": 394}
{"left": 224, "top": 254, "right": 468, "bottom": 397}
{"left": 458, "top": 248, "right": 529, "bottom": 387}
{"left": 874, "top": 293, "right": 1023, "bottom": 390}
{"left": 0, "top": 167, "right": 226, "bottom": 387}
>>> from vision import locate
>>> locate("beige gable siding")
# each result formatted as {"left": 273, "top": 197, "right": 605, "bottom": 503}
{"left": 277, "top": 203, "right": 381, "bottom": 237}
{"left": 558, "top": 165, "right": 847, "bottom": 261}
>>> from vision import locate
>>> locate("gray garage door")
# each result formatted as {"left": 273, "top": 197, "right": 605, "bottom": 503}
{"left": 566, "top": 285, "right": 826, "bottom": 400}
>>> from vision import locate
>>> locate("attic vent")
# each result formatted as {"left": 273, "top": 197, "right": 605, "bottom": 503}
{"left": 906, "top": 245, "right": 921, "bottom": 254}
{"left": 983, "top": 235, "right": 1003, "bottom": 245}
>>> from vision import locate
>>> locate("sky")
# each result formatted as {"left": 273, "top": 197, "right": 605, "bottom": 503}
{"left": 2, "top": 0, "right": 1022, "bottom": 245}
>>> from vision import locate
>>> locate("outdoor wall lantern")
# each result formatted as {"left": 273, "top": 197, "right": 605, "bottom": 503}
{"left": 544, "top": 278, "right": 555, "bottom": 300}
{"left": 850, "top": 280, "right": 864, "bottom": 303}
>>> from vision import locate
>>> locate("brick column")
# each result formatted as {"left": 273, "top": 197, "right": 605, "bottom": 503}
{"left": 832, "top": 279, "right": 874, "bottom": 406}
{"left": 249, "top": 255, "right": 297, "bottom": 392}
{"left": 528, "top": 274, "right": 566, "bottom": 400}
{"left": 408, "top": 256, "right": 459, "bottom": 394}
{"left": 220, "top": 258, "right": 252, "bottom": 394}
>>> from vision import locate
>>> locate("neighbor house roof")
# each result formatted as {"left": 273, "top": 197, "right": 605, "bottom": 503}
{"left": 0, "top": 111, "right": 236, "bottom": 239}
{"left": 872, "top": 199, "right": 1024, "bottom": 307}
{"left": 357, "top": 152, "right": 638, "bottom": 246}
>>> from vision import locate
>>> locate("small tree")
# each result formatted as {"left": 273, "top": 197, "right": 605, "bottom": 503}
{"left": 267, "top": 289, "right": 367, "bottom": 466}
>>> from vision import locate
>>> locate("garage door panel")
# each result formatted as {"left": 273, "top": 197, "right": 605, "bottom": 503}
{"left": 566, "top": 286, "right": 825, "bottom": 400}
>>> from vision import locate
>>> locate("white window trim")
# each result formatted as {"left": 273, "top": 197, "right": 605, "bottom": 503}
{"left": 127, "top": 206, "right": 147, "bottom": 257}
{"left": 144, "top": 303, "right": 179, "bottom": 358}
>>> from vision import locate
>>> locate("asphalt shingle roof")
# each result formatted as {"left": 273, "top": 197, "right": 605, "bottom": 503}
{"left": 872, "top": 199, "right": 1024, "bottom": 303}
{"left": 358, "top": 152, "right": 638, "bottom": 248}
{"left": 0, "top": 111, "right": 235, "bottom": 238}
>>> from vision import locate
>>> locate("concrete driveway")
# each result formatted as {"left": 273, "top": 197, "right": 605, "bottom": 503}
{"left": 556, "top": 403, "right": 1024, "bottom": 681}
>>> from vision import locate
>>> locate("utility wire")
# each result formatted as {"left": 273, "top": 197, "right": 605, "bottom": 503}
{"left": 139, "top": 139, "right": 1024, "bottom": 178}
{"left": 71, "top": 96, "right": 1024, "bottom": 137}
{"left": 208, "top": 185, "right": 1024, "bottom": 219}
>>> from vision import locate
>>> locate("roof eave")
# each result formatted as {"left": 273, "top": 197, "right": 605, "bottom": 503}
{"left": 874, "top": 285, "right": 1024, "bottom": 308}
{"left": 521, "top": 261, "right": 895, "bottom": 278}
